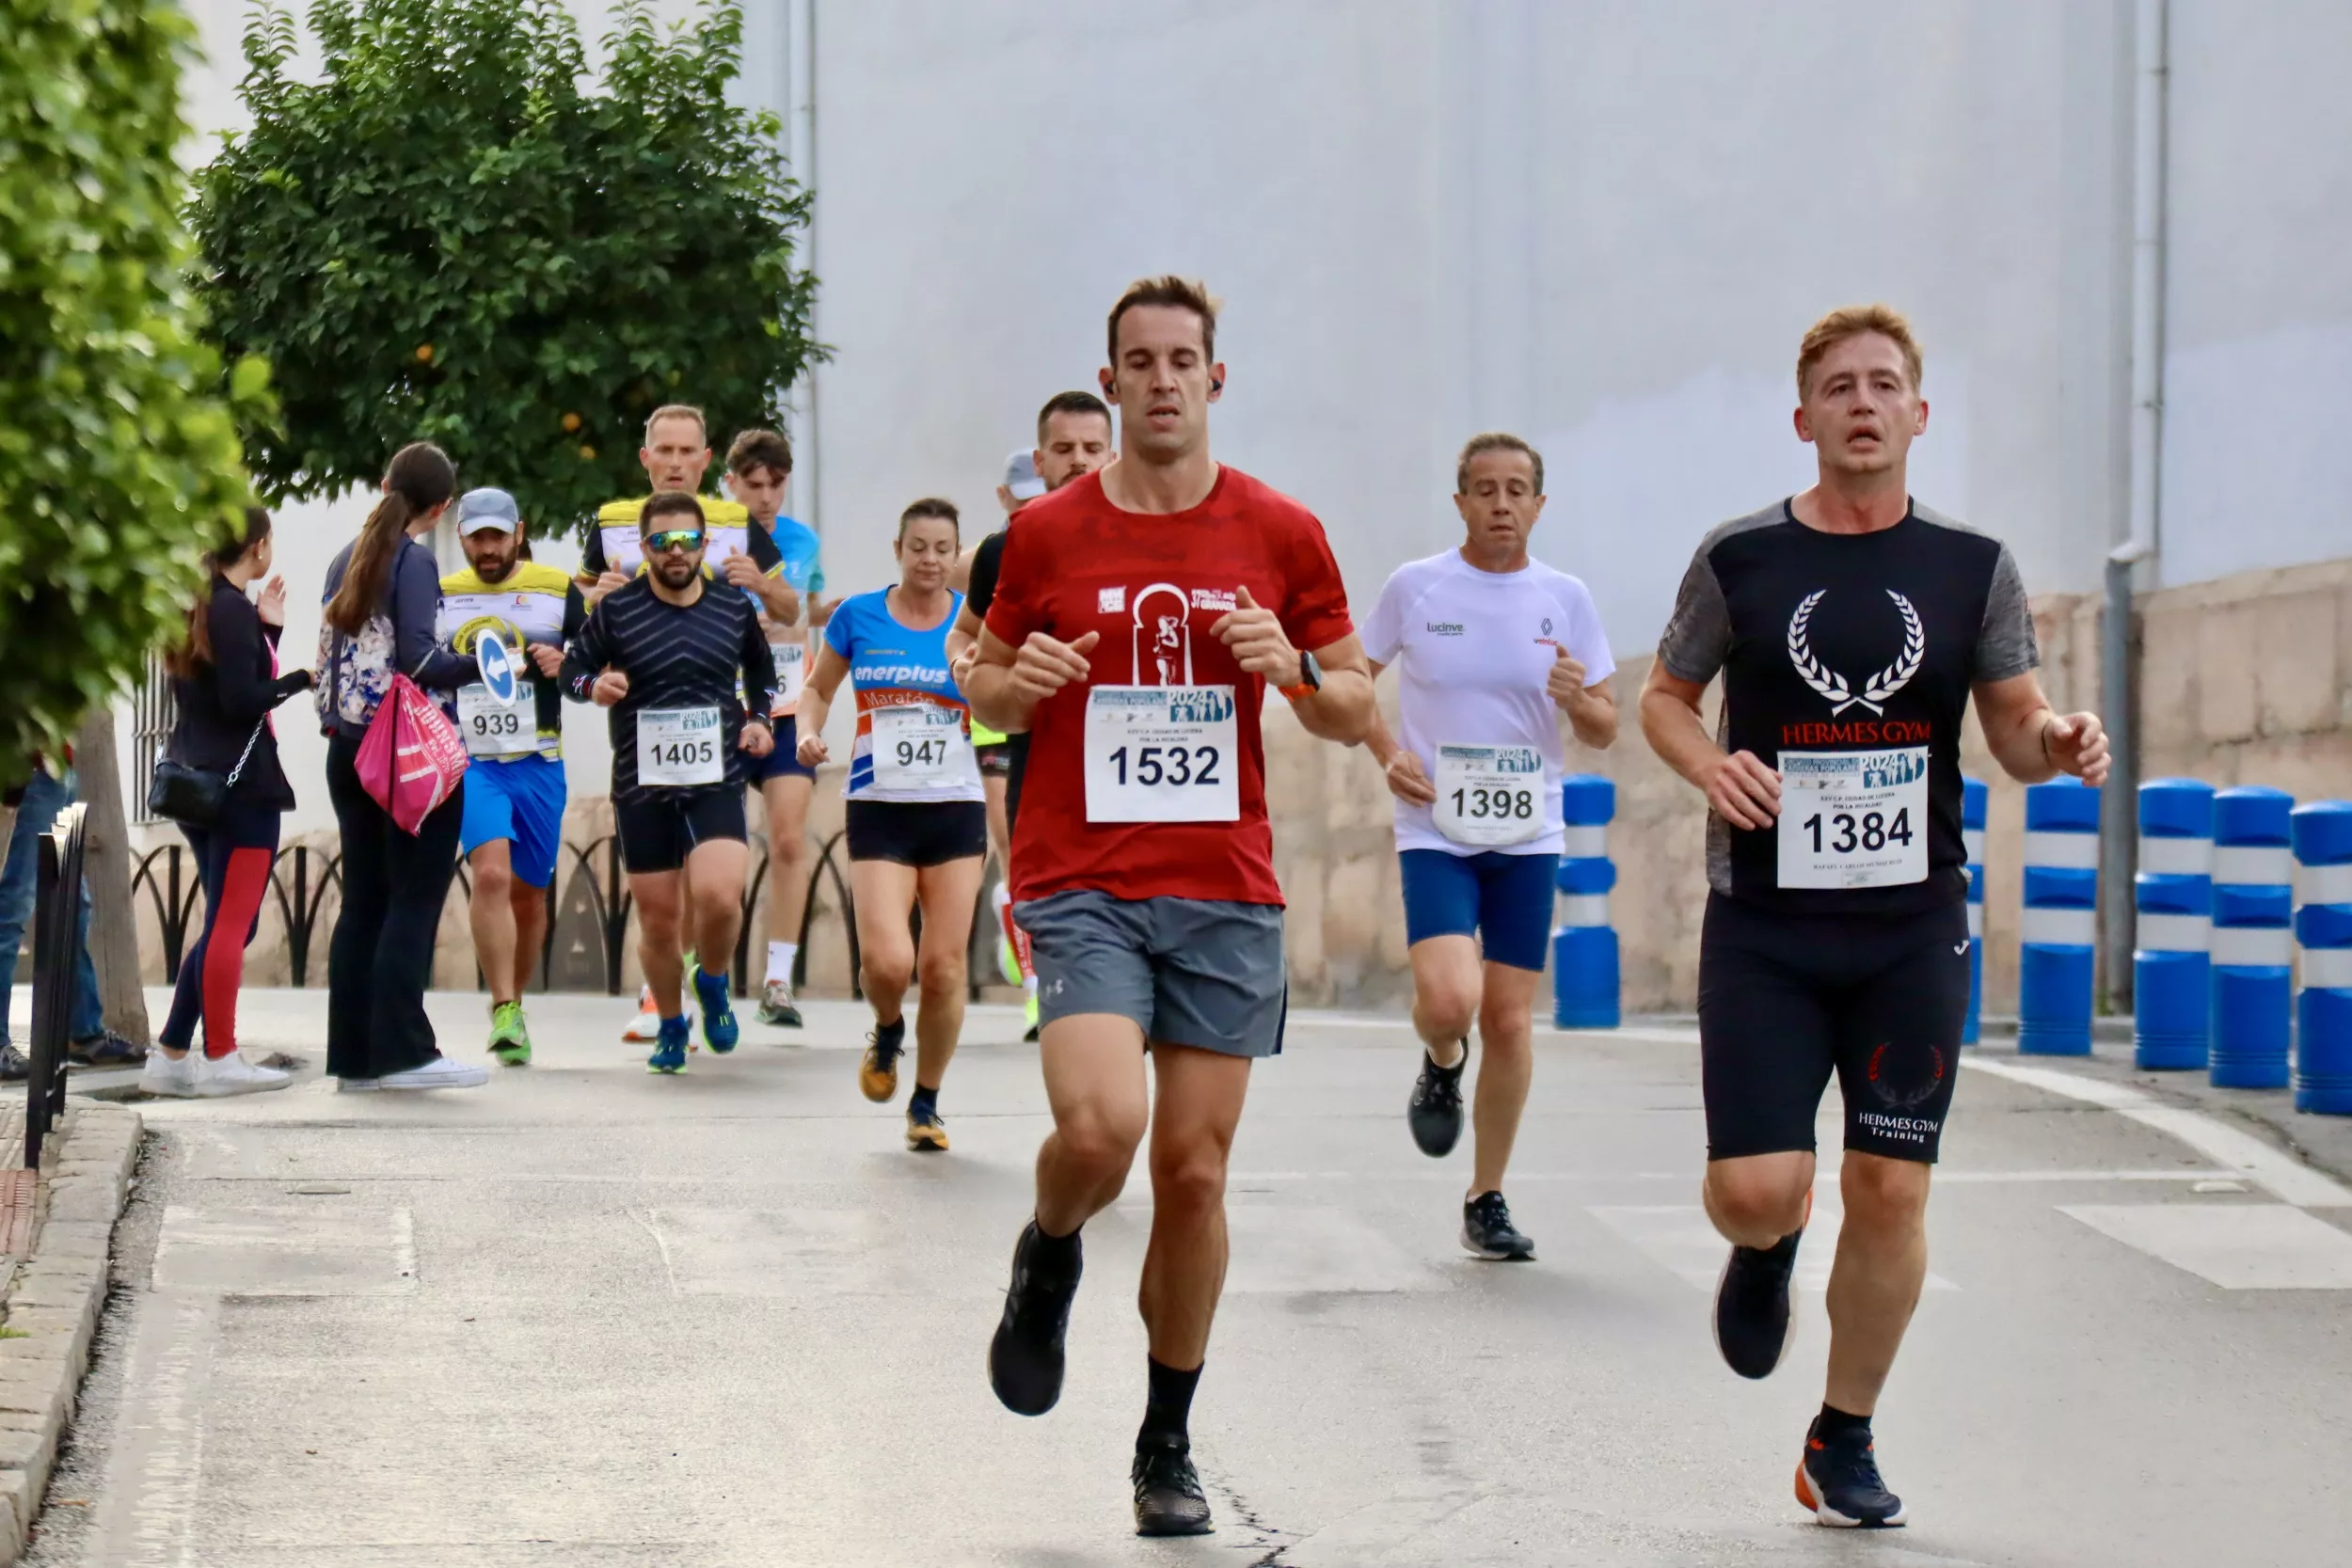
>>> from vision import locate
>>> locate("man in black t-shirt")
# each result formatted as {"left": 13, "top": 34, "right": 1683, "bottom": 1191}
{"left": 1641, "top": 306, "right": 2109, "bottom": 1531}
{"left": 947, "top": 390, "right": 1113, "bottom": 1040}
{"left": 563, "top": 492, "right": 775, "bottom": 1076}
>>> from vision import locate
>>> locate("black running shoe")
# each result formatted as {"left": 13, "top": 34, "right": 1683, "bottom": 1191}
{"left": 988, "top": 1220, "right": 1081, "bottom": 1417}
{"left": 70, "top": 1029, "right": 147, "bottom": 1068}
{"left": 1132, "top": 1436, "right": 1214, "bottom": 1536}
{"left": 1713, "top": 1227, "right": 1803, "bottom": 1379}
{"left": 1795, "top": 1417, "right": 1905, "bottom": 1528}
{"left": 1461, "top": 1191, "right": 1535, "bottom": 1260}
{"left": 1406, "top": 1044, "right": 1467, "bottom": 1157}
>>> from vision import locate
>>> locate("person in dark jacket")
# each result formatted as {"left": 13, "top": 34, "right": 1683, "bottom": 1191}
{"left": 146, "top": 508, "right": 313, "bottom": 1098}
{"left": 315, "top": 441, "right": 487, "bottom": 1091}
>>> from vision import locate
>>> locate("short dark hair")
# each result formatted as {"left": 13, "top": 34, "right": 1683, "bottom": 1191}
{"left": 1455, "top": 433, "right": 1544, "bottom": 496}
{"left": 1036, "top": 390, "right": 1111, "bottom": 445}
{"left": 1107, "top": 275, "right": 1218, "bottom": 365}
{"left": 896, "top": 497, "right": 960, "bottom": 542}
{"left": 641, "top": 491, "right": 706, "bottom": 531}
{"left": 726, "top": 428, "right": 793, "bottom": 478}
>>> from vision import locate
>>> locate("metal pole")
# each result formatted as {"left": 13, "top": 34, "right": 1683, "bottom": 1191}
{"left": 2101, "top": 0, "right": 2169, "bottom": 1013}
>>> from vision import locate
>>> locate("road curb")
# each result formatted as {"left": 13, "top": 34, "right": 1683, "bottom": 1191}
{"left": 0, "top": 1105, "right": 142, "bottom": 1563}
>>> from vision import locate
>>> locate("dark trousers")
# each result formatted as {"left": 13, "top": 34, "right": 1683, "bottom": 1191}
{"left": 159, "top": 804, "right": 282, "bottom": 1056}
{"left": 325, "top": 733, "right": 463, "bottom": 1079}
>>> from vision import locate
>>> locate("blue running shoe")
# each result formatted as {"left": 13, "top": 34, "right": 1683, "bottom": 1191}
{"left": 647, "top": 1017, "right": 690, "bottom": 1075}
{"left": 689, "top": 964, "right": 739, "bottom": 1053}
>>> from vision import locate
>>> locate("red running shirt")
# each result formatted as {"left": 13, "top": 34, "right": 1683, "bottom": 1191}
{"left": 986, "top": 466, "right": 1355, "bottom": 907}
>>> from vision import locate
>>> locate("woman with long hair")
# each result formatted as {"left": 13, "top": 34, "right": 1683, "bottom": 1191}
{"left": 796, "top": 499, "right": 989, "bottom": 1151}
{"left": 316, "top": 441, "right": 487, "bottom": 1091}
{"left": 140, "top": 507, "right": 313, "bottom": 1096}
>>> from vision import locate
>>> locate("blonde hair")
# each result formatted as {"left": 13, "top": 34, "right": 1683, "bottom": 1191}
{"left": 643, "top": 404, "right": 707, "bottom": 444}
{"left": 1796, "top": 305, "right": 1923, "bottom": 397}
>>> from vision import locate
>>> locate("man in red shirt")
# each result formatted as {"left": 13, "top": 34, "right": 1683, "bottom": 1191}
{"left": 966, "top": 276, "right": 1373, "bottom": 1537}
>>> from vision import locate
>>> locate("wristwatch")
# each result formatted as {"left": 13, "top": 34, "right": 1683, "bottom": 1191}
{"left": 1279, "top": 649, "right": 1322, "bottom": 702}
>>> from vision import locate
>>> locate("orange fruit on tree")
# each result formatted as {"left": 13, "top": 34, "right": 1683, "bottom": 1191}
{"left": 415, "top": 343, "right": 434, "bottom": 363}
{"left": 561, "top": 412, "right": 581, "bottom": 433}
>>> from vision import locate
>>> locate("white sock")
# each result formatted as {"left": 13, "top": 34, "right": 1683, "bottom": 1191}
{"left": 1024, "top": 974, "right": 1038, "bottom": 999}
{"left": 768, "top": 941, "right": 798, "bottom": 984}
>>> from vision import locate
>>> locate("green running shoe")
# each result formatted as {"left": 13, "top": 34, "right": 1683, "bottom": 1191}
{"left": 1023, "top": 990, "right": 1041, "bottom": 1044}
{"left": 998, "top": 933, "right": 1024, "bottom": 988}
{"left": 488, "top": 1001, "right": 532, "bottom": 1067}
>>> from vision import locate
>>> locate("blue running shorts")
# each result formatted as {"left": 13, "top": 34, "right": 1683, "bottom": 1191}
{"left": 458, "top": 754, "right": 566, "bottom": 889}
{"left": 1398, "top": 848, "right": 1558, "bottom": 973}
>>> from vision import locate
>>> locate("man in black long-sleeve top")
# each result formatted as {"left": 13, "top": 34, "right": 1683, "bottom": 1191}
{"left": 563, "top": 491, "right": 775, "bottom": 1073}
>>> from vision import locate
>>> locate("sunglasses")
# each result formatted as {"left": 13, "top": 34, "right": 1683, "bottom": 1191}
{"left": 644, "top": 530, "right": 704, "bottom": 554}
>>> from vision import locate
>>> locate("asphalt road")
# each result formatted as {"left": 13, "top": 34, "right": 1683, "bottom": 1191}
{"left": 20, "top": 987, "right": 2352, "bottom": 1567}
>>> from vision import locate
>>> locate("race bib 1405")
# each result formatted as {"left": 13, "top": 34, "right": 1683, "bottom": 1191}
{"left": 638, "top": 705, "right": 724, "bottom": 788}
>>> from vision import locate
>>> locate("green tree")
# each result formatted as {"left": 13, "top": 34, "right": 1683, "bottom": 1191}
{"left": 190, "top": 0, "right": 821, "bottom": 534}
{"left": 0, "top": 0, "right": 270, "bottom": 791}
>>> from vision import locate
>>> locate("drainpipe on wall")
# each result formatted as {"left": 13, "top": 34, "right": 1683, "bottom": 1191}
{"left": 2102, "top": 0, "right": 2168, "bottom": 1011}
{"left": 784, "top": 0, "right": 819, "bottom": 533}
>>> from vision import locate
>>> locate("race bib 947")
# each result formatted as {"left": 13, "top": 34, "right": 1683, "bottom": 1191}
{"left": 1776, "top": 747, "right": 1928, "bottom": 889}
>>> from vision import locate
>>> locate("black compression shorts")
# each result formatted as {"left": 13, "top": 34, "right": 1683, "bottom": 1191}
{"left": 615, "top": 789, "right": 748, "bottom": 875}
{"left": 845, "top": 799, "right": 988, "bottom": 868}
{"left": 1697, "top": 891, "right": 1968, "bottom": 1164}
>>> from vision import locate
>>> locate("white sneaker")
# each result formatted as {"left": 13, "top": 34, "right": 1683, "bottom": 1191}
{"left": 139, "top": 1050, "right": 199, "bottom": 1099}
{"left": 377, "top": 1056, "right": 489, "bottom": 1091}
{"left": 621, "top": 985, "right": 686, "bottom": 1041}
{"left": 192, "top": 1052, "right": 292, "bottom": 1098}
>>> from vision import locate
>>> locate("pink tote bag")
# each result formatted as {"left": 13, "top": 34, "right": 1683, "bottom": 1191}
{"left": 356, "top": 673, "right": 469, "bottom": 833}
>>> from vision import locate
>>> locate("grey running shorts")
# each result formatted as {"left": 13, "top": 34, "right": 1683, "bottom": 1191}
{"left": 1015, "top": 889, "right": 1289, "bottom": 1058}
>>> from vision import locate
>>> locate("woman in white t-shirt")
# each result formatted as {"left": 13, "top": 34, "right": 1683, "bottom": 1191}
{"left": 1359, "top": 434, "right": 1618, "bottom": 1262}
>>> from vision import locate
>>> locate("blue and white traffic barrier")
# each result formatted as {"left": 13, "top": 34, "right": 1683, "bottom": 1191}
{"left": 2134, "top": 779, "right": 2216, "bottom": 1070}
{"left": 1963, "top": 776, "right": 1987, "bottom": 1045}
{"left": 1551, "top": 773, "right": 1618, "bottom": 1030}
{"left": 2210, "top": 785, "right": 2295, "bottom": 1090}
{"left": 2019, "top": 779, "right": 2101, "bottom": 1056}
{"left": 2293, "top": 801, "right": 2352, "bottom": 1116}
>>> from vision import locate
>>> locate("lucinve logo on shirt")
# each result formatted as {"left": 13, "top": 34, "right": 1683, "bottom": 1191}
{"left": 1426, "top": 621, "right": 1466, "bottom": 637}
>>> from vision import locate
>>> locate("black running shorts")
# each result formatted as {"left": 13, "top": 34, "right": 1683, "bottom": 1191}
{"left": 844, "top": 799, "right": 988, "bottom": 868}
{"left": 615, "top": 788, "right": 748, "bottom": 875}
{"left": 1697, "top": 891, "right": 1968, "bottom": 1164}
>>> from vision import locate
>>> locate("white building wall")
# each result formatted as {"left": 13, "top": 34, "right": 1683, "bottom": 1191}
{"left": 153, "top": 0, "right": 2352, "bottom": 835}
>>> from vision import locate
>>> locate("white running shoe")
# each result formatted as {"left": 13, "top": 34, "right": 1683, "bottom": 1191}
{"left": 139, "top": 1049, "right": 199, "bottom": 1099}
{"left": 192, "top": 1052, "right": 292, "bottom": 1098}
{"left": 378, "top": 1056, "right": 490, "bottom": 1091}
{"left": 621, "top": 984, "right": 686, "bottom": 1041}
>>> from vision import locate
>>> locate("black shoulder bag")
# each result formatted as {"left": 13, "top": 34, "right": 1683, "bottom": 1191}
{"left": 148, "top": 721, "right": 265, "bottom": 827}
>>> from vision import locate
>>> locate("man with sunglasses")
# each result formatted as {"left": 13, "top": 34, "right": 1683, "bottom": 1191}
{"left": 563, "top": 492, "right": 777, "bottom": 1074}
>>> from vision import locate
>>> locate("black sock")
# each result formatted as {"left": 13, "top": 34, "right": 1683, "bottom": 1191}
{"left": 1138, "top": 1355, "right": 1202, "bottom": 1448}
{"left": 1816, "top": 1402, "right": 1871, "bottom": 1440}
{"left": 909, "top": 1083, "right": 938, "bottom": 1118}
{"left": 1027, "top": 1216, "right": 1081, "bottom": 1272}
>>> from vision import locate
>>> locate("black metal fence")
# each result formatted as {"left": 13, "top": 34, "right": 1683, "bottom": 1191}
{"left": 130, "top": 825, "right": 1003, "bottom": 1003}
{"left": 24, "top": 803, "right": 87, "bottom": 1169}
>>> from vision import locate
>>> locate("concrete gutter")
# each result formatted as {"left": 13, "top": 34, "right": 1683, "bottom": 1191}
{"left": 0, "top": 1106, "right": 141, "bottom": 1561}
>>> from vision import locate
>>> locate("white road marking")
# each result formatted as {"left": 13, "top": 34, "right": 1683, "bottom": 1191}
{"left": 2059, "top": 1203, "right": 2352, "bottom": 1289}
{"left": 1587, "top": 1204, "right": 1958, "bottom": 1293}
{"left": 1962, "top": 1056, "right": 2352, "bottom": 1207}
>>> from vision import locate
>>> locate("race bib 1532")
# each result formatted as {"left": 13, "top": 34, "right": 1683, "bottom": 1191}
{"left": 1084, "top": 686, "right": 1239, "bottom": 823}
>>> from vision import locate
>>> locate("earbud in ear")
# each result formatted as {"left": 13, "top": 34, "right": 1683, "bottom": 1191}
{"left": 1211, "top": 378, "right": 1224, "bottom": 393}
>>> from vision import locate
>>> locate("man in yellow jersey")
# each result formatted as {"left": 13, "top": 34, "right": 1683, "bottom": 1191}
{"left": 439, "top": 488, "right": 586, "bottom": 1064}
{"left": 583, "top": 404, "right": 796, "bottom": 1039}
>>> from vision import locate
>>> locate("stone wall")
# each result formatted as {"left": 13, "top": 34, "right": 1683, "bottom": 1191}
{"left": 125, "top": 559, "right": 2348, "bottom": 1014}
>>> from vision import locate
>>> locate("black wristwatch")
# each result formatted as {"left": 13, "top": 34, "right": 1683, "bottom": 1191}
{"left": 1280, "top": 649, "right": 1322, "bottom": 700}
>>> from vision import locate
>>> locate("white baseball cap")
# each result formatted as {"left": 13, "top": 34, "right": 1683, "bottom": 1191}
{"left": 1003, "top": 450, "right": 1046, "bottom": 502}
{"left": 457, "top": 487, "right": 520, "bottom": 534}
